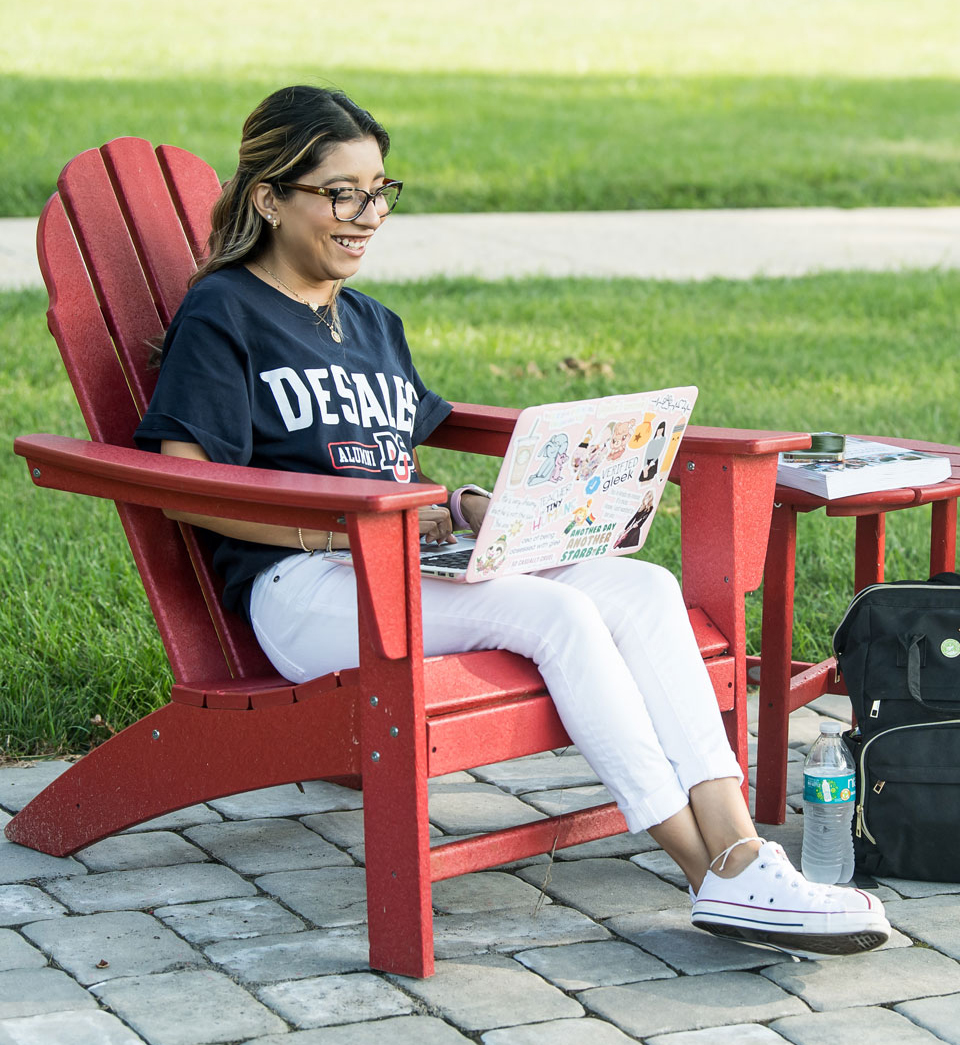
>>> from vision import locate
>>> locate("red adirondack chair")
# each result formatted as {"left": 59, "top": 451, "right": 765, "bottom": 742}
{"left": 7, "top": 138, "right": 808, "bottom": 977}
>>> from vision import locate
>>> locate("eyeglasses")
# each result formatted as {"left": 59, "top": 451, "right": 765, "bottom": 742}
{"left": 279, "top": 180, "right": 403, "bottom": 221}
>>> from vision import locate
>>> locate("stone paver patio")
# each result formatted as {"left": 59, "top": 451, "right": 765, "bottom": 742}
{"left": 2, "top": 697, "right": 960, "bottom": 1044}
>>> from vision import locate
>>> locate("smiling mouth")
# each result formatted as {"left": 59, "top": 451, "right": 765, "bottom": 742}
{"left": 332, "top": 235, "right": 369, "bottom": 250}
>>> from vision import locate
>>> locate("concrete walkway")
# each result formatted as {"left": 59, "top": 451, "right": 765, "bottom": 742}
{"left": 3, "top": 207, "right": 960, "bottom": 289}
{"left": 3, "top": 694, "right": 960, "bottom": 1045}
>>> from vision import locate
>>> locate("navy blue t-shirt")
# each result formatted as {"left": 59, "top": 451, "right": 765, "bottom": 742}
{"left": 135, "top": 266, "right": 452, "bottom": 617}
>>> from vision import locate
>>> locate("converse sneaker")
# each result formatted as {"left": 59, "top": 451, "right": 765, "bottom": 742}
{"left": 691, "top": 839, "right": 890, "bottom": 957}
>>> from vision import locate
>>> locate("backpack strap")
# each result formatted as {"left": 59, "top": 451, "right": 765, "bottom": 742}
{"left": 904, "top": 633, "right": 957, "bottom": 715}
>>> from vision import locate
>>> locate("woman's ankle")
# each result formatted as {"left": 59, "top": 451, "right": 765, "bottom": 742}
{"left": 708, "top": 836, "right": 763, "bottom": 879}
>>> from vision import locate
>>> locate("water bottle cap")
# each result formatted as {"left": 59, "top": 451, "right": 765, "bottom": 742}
{"left": 819, "top": 721, "right": 843, "bottom": 735}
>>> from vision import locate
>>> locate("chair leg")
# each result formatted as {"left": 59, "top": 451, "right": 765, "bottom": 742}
{"left": 755, "top": 504, "right": 798, "bottom": 825}
{"left": 362, "top": 766, "right": 434, "bottom": 977}
{"left": 360, "top": 659, "right": 434, "bottom": 978}
{"left": 350, "top": 508, "right": 435, "bottom": 977}
{"left": 854, "top": 513, "right": 886, "bottom": 592}
{"left": 4, "top": 696, "right": 359, "bottom": 856}
{"left": 930, "top": 498, "right": 958, "bottom": 576}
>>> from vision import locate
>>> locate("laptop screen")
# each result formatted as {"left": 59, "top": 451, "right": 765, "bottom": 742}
{"left": 465, "top": 387, "right": 697, "bottom": 581}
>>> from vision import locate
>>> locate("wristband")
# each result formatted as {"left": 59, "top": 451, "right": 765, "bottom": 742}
{"left": 450, "top": 484, "right": 492, "bottom": 529}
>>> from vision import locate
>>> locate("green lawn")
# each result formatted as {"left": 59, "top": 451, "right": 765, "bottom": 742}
{"left": 3, "top": 270, "right": 958, "bottom": 758}
{"left": 2, "top": 0, "right": 959, "bottom": 215}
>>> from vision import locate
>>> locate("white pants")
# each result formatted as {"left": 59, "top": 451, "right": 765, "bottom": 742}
{"left": 250, "top": 554, "right": 741, "bottom": 833}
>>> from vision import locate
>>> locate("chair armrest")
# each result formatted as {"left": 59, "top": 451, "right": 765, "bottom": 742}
{"left": 675, "top": 428, "right": 809, "bottom": 590}
{"left": 425, "top": 403, "right": 808, "bottom": 603}
{"left": 674, "top": 429, "right": 811, "bottom": 705}
{"left": 425, "top": 402, "right": 521, "bottom": 455}
{"left": 678, "top": 426, "right": 809, "bottom": 458}
{"left": 14, "top": 433, "right": 445, "bottom": 528}
{"left": 15, "top": 433, "right": 447, "bottom": 663}
{"left": 428, "top": 404, "right": 810, "bottom": 461}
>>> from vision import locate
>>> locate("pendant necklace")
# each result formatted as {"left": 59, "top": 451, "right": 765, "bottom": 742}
{"left": 255, "top": 262, "right": 342, "bottom": 343}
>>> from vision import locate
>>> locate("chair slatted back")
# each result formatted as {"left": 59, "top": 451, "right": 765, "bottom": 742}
{"left": 157, "top": 144, "right": 225, "bottom": 262}
{"left": 37, "top": 138, "right": 276, "bottom": 683}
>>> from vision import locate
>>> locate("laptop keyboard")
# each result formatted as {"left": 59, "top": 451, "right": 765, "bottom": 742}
{"left": 420, "top": 549, "right": 474, "bottom": 568}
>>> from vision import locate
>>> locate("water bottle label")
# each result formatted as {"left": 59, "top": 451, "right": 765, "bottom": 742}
{"left": 803, "top": 773, "right": 855, "bottom": 804}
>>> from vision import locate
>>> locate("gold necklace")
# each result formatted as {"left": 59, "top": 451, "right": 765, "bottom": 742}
{"left": 255, "top": 262, "right": 342, "bottom": 343}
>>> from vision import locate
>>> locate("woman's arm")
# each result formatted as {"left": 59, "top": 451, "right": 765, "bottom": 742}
{"left": 412, "top": 450, "right": 491, "bottom": 537}
{"left": 161, "top": 440, "right": 456, "bottom": 548}
{"left": 455, "top": 491, "right": 491, "bottom": 533}
{"left": 160, "top": 440, "right": 342, "bottom": 550}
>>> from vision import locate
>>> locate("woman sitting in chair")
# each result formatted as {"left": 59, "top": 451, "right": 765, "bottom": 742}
{"left": 135, "top": 85, "right": 889, "bottom": 958}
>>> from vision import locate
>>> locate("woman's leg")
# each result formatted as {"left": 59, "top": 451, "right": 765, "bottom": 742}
{"left": 542, "top": 558, "right": 888, "bottom": 952}
{"left": 541, "top": 558, "right": 763, "bottom": 889}
{"left": 645, "top": 805, "right": 712, "bottom": 890}
{"left": 250, "top": 553, "right": 698, "bottom": 833}
{"left": 429, "top": 560, "right": 763, "bottom": 890}
{"left": 253, "top": 556, "right": 758, "bottom": 865}
{"left": 541, "top": 557, "right": 741, "bottom": 796}
{"left": 250, "top": 553, "right": 889, "bottom": 956}
{"left": 645, "top": 779, "right": 760, "bottom": 892}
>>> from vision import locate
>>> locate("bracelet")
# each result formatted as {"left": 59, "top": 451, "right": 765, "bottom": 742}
{"left": 450, "top": 484, "right": 492, "bottom": 529}
{"left": 298, "top": 528, "right": 334, "bottom": 554}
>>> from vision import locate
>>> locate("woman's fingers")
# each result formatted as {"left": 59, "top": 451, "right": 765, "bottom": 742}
{"left": 419, "top": 506, "right": 457, "bottom": 545}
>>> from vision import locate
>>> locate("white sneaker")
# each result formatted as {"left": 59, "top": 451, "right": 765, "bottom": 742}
{"left": 691, "top": 840, "right": 890, "bottom": 958}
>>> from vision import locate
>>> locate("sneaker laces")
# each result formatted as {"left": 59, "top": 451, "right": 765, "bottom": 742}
{"left": 709, "top": 839, "right": 845, "bottom": 906}
{"left": 754, "top": 843, "right": 845, "bottom": 906}
{"left": 709, "top": 836, "right": 764, "bottom": 873}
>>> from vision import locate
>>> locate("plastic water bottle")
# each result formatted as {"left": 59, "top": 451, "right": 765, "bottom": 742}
{"left": 801, "top": 721, "right": 856, "bottom": 884}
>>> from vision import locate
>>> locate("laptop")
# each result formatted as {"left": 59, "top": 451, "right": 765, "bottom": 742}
{"left": 334, "top": 387, "right": 697, "bottom": 583}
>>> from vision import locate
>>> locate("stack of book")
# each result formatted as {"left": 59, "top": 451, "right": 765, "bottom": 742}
{"left": 777, "top": 436, "right": 951, "bottom": 499}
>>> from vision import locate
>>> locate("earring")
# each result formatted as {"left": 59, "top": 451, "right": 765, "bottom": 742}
{"left": 270, "top": 217, "right": 280, "bottom": 229}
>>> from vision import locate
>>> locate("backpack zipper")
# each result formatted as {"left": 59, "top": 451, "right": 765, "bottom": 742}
{"left": 833, "top": 582, "right": 960, "bottom": 654}
{"left": 856, "top": 718, "right": 960, "bottom": 844}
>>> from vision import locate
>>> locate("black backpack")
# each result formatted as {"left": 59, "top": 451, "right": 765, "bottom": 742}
{"left": 834, "top": 573, "right": 960, "bottom": 881}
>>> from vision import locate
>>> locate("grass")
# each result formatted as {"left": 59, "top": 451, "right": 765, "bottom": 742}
{"left": 1, "top": 0, "right": 959, "bottom": 215}
{"left": 7, "top": 0, "right": 959, "bottom": 80}
{"left": 3, "top": 270, "right": 958, "bottom": 758}
{"left": 6, "top": 72, "right": 960, "bottom": 217}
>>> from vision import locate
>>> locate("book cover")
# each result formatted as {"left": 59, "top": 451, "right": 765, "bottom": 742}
{"left": 777, "top": 437, "right": 950, "bottom": 499}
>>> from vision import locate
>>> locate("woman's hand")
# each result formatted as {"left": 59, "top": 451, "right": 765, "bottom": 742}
{"left": 419, "top": 505, "right": 456, "bottom": 545}
{"left": 458, "top": 491, "right": 491, "bottom": 534}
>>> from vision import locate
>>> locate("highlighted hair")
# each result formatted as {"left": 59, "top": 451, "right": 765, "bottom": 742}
{"left": 192, "top": 85, "right": 390, "bottom": 286}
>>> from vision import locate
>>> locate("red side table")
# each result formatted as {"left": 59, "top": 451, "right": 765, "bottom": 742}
{"left": 753, "top": 437, "right": 960, "bottom": 825}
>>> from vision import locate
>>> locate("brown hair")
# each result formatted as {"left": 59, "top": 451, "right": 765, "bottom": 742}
{"left": 192, "top": 85, "right": 390, "bottom": 285}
